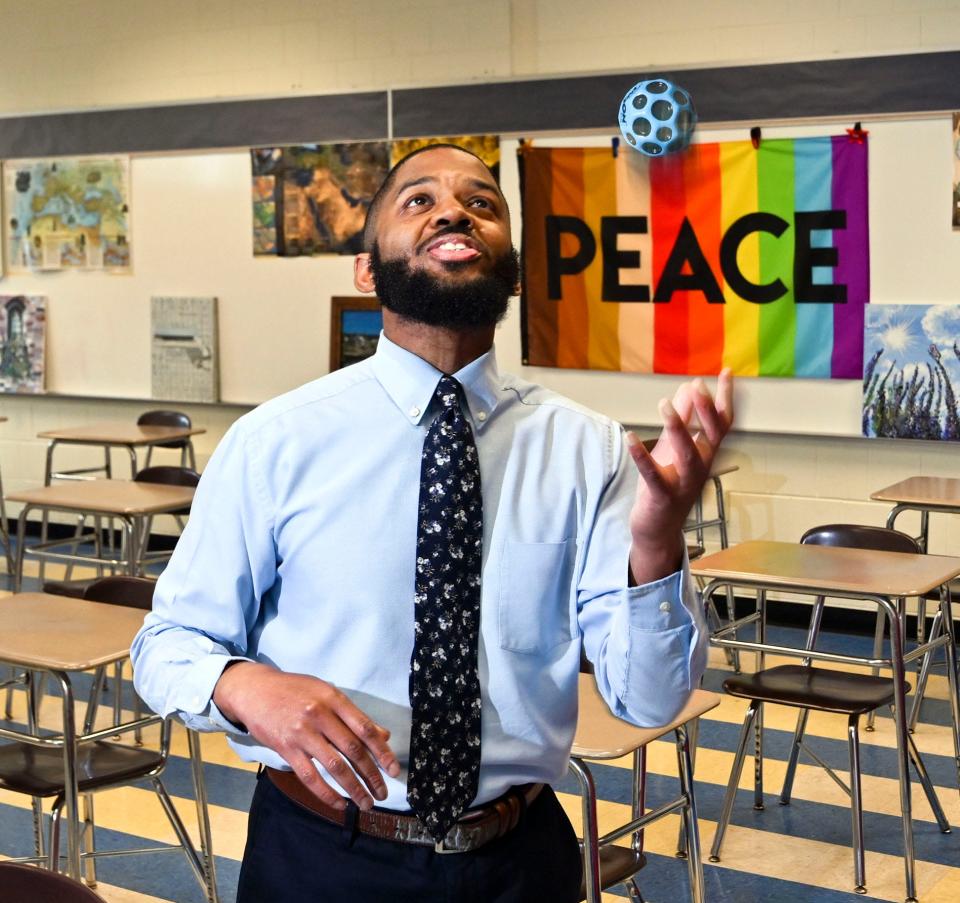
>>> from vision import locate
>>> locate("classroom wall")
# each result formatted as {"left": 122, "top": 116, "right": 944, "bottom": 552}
{"left": 1, "top": 0, "right": 960, "bottom": 554}
{"left": 3, "top": 1, "right": 960, "bottom": 115}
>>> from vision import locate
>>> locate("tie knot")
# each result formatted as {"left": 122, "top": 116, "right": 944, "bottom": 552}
{"left": 435, "top": 376, "right": 462, "bottom": 410}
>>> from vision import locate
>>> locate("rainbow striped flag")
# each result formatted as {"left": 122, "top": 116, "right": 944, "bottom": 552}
{"left": 519, "top": 136, "right": 868, "bottom": 378}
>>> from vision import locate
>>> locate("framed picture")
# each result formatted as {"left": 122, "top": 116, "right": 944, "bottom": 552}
{"left": 330, "top": 296, "right": 382, "bottom": 370}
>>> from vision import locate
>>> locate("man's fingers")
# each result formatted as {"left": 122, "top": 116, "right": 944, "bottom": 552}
{"left": 310, "top": 731, "right": 381, "bottom": 810}
{"left": 671, "top": 381, "right": 696, "bottom": 426}
{"left": 625, "top": 431, "right": 669, "bottom": 494}
{"left": 287, "top": 751, "right": 350, "bottom": 811}
{"left": 716, "top": 367, "right": 735, "bottom": 426}
{"left": 659, "top": 399, "right": 704, "bottom": 474}
{"left": 690, "top": 379, "right": 726, "bottom": 447}
{"left": 337, "top": 701, "right": 401, "bottom": 779}
{"left": 322, "top": 716, "right": 392, "bottom": 804}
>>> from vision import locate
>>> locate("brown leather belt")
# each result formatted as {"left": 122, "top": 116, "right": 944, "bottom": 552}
{"left": 266, "top": 767, "right": 543, "bottom": 854}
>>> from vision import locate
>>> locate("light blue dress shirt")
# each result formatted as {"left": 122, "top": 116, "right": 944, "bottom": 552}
{"left": 132, "top": 333, "right": 707, "bottom": 811}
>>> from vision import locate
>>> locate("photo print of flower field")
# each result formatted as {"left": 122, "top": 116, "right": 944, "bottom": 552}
{"left": 863, "top": 304, "right": 960, "bottom": 440}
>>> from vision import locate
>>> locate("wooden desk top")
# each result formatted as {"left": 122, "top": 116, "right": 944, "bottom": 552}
{"left": 7, "top": 479, "right": 195, "bottom": 515}
{"left": 571, "top": 675, "right": 720, "bottom": 759}
{"left": 871, "top": 475, "right": 960, "bottom": 508}
{"left": 692, "top": 540, "right": 960, "bottom": 598}
{"left": 37, "top": 423, "right": 205, "bottom": 445}
{"left": 0, "top": 592, "right": 145, "bottom": 671}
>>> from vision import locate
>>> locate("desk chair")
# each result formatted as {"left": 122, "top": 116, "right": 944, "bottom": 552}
{"left": 0, "top": 861, "right": 103, "bottom": 902}
{"left": 0, "top": 577, "right": 218, "bottom": 901}
{"left": 798, "top": 525, "right": 951, "bottom": 733}
{"left": 133, "top": 465, "right": 199, "bottom": 572}
{"left": 709, "top": 523, "right": 951, "bottom": 897}
{"left": 571, "top": 656, "right": 718, "bottom": 903}
{"left": 82, "top": 576, "right": 157, "bottom": 736}
{"left": 40, "top": 465, "right": 198, "bottom": 594}
{"left": 138, "top": 409, "right": 197, "bottom": 470}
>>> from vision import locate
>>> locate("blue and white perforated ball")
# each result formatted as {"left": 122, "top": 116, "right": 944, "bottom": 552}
{"left": 619, "top": 79, "right": 697, "bottom": 156}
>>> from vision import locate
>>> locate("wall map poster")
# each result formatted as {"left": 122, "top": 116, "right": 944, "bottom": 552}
{"left": 250, "top": 143, "right": 389, "bottom": 256}
{"left": 3, "top": 157, "right": 130, "bottom": 272}
{"left": 151, "top": 296, "right": 219, "bottom": 403}
{"left": 863, "top": 304, "right": 960, "bottom": 441}
{"left": 0, "top": 295, "right": 45, "bottom": 393}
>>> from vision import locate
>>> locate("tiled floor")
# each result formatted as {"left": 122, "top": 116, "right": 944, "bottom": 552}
{"left": 1, "top": 560, "right": 958, "bottom": 901}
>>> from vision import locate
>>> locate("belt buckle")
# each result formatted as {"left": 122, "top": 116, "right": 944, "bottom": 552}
{"left": 434, "top": 836, "right": 463, "bottom": 855}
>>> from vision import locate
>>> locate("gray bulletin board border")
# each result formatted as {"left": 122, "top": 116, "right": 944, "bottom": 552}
{"left": 0, "top": 92, "right": 389, "bottom": 158}
{"left": 1, "top": 51, "right": 958, "bottom": 158}
{"left": 393, "top": 50, "right": 960, "bottom": 136}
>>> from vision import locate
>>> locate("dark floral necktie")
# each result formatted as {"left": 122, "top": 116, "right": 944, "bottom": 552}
{"left": 407, "top": 375, "right": 483, "bottom": 842}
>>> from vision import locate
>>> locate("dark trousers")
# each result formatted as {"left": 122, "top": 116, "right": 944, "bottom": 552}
{"left": 236, "top": 770, "right": 582, "bottom": 903}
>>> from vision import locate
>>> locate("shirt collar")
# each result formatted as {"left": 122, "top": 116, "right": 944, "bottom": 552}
{"left": 370, "top": 332, "right": 501, "bottom": 428}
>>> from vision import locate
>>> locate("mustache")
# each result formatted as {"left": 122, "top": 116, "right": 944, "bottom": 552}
{"left": 415, "top": 223, "right": 481, "bottom": 256}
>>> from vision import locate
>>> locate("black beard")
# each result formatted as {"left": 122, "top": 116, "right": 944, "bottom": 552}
{"left": 370, "top": 242, "right": 520, "bottom": 329}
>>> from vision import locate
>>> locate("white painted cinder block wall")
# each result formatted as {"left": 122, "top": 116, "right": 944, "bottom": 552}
{"left": 1, "top": 0, "right": 960, "bottom": 550}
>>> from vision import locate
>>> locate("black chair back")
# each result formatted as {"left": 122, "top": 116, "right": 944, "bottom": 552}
{"left": 82, "top": 575, "right": 157, "bottom": 610}
{"left": 800, "top": 523, "right": 920, "bottom": 554}
{"left": 137, "top": 409, "right": 191, "bottom": 449}
{"left": 134, "top": 465, "right": 200, "bottom": 487}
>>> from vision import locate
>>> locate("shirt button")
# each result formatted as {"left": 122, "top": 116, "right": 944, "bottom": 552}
{"left": 658, "top": 601, "right": 672, "bottom": 613}
{"left": 409, "top": 406, "right": 420, "bottom": 418}
{"left": 477, "top": 411, "right": 487, "bottom": 422}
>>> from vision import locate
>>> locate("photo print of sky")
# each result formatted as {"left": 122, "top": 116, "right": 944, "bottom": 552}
{"left": 863, "top": 304, "right": 960, "bottom": 441}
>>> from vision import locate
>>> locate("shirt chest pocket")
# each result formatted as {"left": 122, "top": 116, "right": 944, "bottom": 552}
{"left": 498, "top": 540, "right": 577, "bottom": 654}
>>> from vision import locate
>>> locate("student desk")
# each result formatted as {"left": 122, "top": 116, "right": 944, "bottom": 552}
{"left": 38, "top": 422, "right": 205, "bottom": 484}
{"left": 871, "top": 475, "right": 960, "bottom": 552}
{"left": 570, "top": 678, "right": 720, "bottom": 903}
{"left": 6, "top": 480, "right": 196, "bottom": 590}
{"left": 0, "top": 592, "right": 218, "bottom": 898}
{"left": 871, "top": 476, "right": 960, "bottom": 719}
{"left": 692, "top": 540, "right": 960, "bottom": 901}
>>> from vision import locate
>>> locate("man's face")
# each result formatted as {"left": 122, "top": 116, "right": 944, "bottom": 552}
{"left": 356, "top": 147, "right": 519, "bottom": 329}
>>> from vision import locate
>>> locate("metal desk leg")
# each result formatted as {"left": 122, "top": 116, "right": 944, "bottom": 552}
{"left": 53, "top": 670, "right": 82, "bottom": 879}
{"left": 939, "top": 586, "right": 960, "bottom": 792}
{"left": 753, "top": 590, "right": 767, "bottom": 810}
{"left": 24, "top": 671, "right": 46, "bottom": 862}
{"left": 119, "top": 515, "right": 137, "bottom": 576}
{"left": 0, "top": 463, "right": 13, "bottom": 575}
{"left": 909, "top": 610, "right": 942, "bottom": 732}
{"left": 676, "top": 722, "right": 705, "bottom": 903}
{"left": 710, "top": 701, "right": 760, "bottom": 862}
{"left": 13, "top": 505, "right": 30, "bottom": 592}
{"left": 125, "top": 444, "right": 137, "bottom": 479}
{"left": 882, "top": 596, "right": 917, "bottom": 902}
{"left": 39, "top": 441, "right": 59, "bottom": 582}
{"left": 676, "top": 716, "right": 700, "bottom": 858}
{"left": 714, "top": 475, "right": 729, "bottom": 549}
{"left": 865, "top": 609, "right": 887, "bottom": 732}
{"left": 568, "top": 758, "right": 601, "bottom": 903}
{"left": 187, "top": 728, "right": 221, "bottom": 903}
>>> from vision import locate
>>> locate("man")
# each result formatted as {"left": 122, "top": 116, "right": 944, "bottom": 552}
{"left": 132, "top": 144, "right": 733, "bottom": 902}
